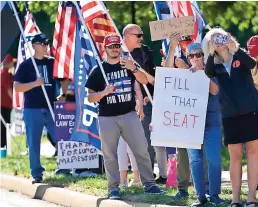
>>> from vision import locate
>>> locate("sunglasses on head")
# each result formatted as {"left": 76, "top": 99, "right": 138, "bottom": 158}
{"left": 106, "top": 44, "right": 121, "bottom": 49}
{"left": 129, "top": 33, "right": 143, "bottom": 38}
{"left": 188, "top": 52, "right": 204, "bottom": 59}
{"left": 34, "top": 42, "right": 49, "bottom": 46}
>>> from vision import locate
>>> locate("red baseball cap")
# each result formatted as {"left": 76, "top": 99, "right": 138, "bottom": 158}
{"left": 247, "top": 35, "right": 258, "bottom": 58}
{"left": 103, "top": 34, "right": 121, "bottom": 47}
{"left": 3, "top": 54, "right": 16, "bottom": 63}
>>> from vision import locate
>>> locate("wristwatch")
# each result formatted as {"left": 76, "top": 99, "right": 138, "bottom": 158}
{"left": 132, "top": 67, "right": 139, "bottom": 73}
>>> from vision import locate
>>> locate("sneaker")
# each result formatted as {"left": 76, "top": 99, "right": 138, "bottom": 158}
{"left": 120, "top": 183, "right": 128, "bottom": 188}
{"left": 191, "top": 197, "right": 208, "bottom": 207}
{"left": 144, "top": 185, "right": 165, "bottom": 194}
{"left": 155, "top": 176, "right": 167, "bottom": 185}
{"left": 210, "top": 195, "right": 225, "bottom": 205}
{"left": 32, "top": 177, "right": 43, "bottom": 184}
{"left": 128, "top": 180, "right": 141, "bottom": 187}
{"left": 171, "top": 190, "right": 189, "bottom": 200}
{"left": 153, "top": 173, "right": 157, "bottom": 179}
{"left": 108, "top": 190, "right": 121, "bottom": 200}
{"left": 55, "top": 169, "right": 71, "bottom": 175}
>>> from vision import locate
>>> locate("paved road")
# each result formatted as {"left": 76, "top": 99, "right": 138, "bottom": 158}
{"left": 0, "top": 189, "right": 64, "bottom": 207}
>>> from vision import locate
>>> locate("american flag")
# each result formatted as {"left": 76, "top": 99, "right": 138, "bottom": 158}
{"left": 167, "top": 1, "right": 206, "bottom": 43}
{"left": 13, "top": 9, "right": 41, "bottom": 108}
{"left": 154, "top": 1, "right": 207, "bottom": 56}
{"left": 70, "top": 7, "right": 101, "bottom": 150}
{"left": 80, "top": 0, "right": 116, "bottom": 57}
{"left": 52, "top": 2, "right": 76, "bottom": 79}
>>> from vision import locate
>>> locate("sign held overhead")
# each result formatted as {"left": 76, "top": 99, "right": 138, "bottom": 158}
{"left": 149, "top": 16, "right": 195, "bottom": 41}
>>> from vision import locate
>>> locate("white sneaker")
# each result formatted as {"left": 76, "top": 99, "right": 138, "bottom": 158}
{"left": 128, "top": 180, "right": 141, "bottom": 187}
{"left": 120, "top": 183, "right": 128, "bottom": 188}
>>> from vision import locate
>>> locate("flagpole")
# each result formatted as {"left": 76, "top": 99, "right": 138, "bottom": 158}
{"left": 99, "top": 1, "right": 153, "bottom": 105}
{"left": 73, "top": 1, "right": 109, "bottom": 85}
{"left": 10, "top": 1, "right": 55, "bottom": 120}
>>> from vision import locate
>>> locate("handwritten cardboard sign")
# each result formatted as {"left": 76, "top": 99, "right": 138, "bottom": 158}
{"left": 57, "top": 140, "right": 99, "bottom": 169}
{"left": 149, "top": 16, "right": 195, "bottom": 41}
{"left": 150, "top": 67, "right": 209, "bottom": 149}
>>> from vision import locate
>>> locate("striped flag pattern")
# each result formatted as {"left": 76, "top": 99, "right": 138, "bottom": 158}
{"left": 70, "top": 6, "right": 101, "bottom": 150}
{"left": 80, "top": 0, "right": 116, "bottom": 56}
{"left": 154, "top": 1, "right": 207, "bottom": 56}
{"left": 13, "top": 10, "right": 41, "bottom": 108}
{"left": 167, "top": 1, "right": 206, "bottom": 43}
{"left": 52, "top": 2, "right": 76, "bottom": 79}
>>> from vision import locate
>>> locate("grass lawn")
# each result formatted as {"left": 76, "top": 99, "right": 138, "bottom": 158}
{"left": 0, "top": 135, "right": 255, "bottom": 206}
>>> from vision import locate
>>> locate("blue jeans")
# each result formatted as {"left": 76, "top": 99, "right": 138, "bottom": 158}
{"left": 23, "top": 108, "right": 55, "bottom": 179}
{"left": 187, "top": 125, "right": 222, "bottom": 198}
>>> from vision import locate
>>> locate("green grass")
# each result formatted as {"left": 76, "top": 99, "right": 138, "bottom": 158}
{"left": 0, "top": 135, "right": 255, "bottom": 206}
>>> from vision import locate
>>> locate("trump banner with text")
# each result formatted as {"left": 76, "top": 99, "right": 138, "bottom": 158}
{"left": 69, "top": 5, "right": 101, "bottom": 150}
{"left": 151, "top": 67, "right": 209, "bottom": 149}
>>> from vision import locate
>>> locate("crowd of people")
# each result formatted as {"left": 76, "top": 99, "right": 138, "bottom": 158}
{"left": 1, "top": 23, "right": 258, "bottom": 207}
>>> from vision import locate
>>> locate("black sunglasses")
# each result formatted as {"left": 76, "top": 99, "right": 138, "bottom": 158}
{"left": 33, "top": 42, "right": 49, "bottom": 46}
{"left": 129, "top": 33, "right": 143, "bottom": 38}
{"left": 106, "top": 44, "right": 121, "bottom": 49}
{"left": 188, "top": 52, "right": 204, "bottom": 59}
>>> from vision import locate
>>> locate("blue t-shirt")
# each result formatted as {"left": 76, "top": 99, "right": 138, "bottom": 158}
{"left": 205, "top": 77, "right": 221, "bottom": 126}
{"left": 14, "top": 56, "right": 57, "bottom": 108}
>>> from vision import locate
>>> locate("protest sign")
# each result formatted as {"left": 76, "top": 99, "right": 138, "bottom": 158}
{"left": 11, "top": 109, "right": 25, "bottom": 136}
{"left": 54, "top": 102, "right": 76, "bottom": 141}
{"left": 57, "top": 140, "right": 99, "bottom": 169}
{"left": 149, "top": 16, "right": 195, "bottom": 41}
{"left": 151, "top": 67, "right": 210, "bottom": 149}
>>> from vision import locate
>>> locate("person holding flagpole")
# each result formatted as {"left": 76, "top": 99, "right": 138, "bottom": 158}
{"left": 13, "top": 34, "right": 65, "bottom": 183}
{"left": 85, "top": 34, "right": 163, "bottom": 199}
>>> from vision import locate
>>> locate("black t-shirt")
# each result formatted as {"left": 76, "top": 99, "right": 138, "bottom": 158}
{"left": 85, "top": 61, "right": 136, "bottom": 116}
{"left": 14, "top": 56, "right": 57, "bottom": 108}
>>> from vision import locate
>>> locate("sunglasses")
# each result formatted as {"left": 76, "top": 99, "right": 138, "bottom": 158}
{"left": 106, "top": 44, "right": 121, "bottom": 49}
{"left": 188, "top": 52, "right": 204, "bottom": 59}
{"left": 129, "top": 33, "right": 143, "bottom": 38}
{"left": 33, "top": 42, "right": 49, "bottom": 46}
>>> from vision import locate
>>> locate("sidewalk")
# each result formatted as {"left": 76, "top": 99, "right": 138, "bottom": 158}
{"left": 0, "top": 174, "right": 182, "bottom": 207}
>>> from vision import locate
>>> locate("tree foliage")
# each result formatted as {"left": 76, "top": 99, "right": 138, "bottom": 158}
{"left": 199, "top": 1, "right": 258, "bottom": 33}
{"left": 14, "top": 1, "right": 257, "bottom": 63}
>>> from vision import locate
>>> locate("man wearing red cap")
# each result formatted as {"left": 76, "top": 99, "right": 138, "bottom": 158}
{"left": 1, "top": 54, "right": 16, "bottom": 148}
{"left": 247, "top": 35, "right": 258, "bottom": 89}
{"left": 85, "top": 34, "right": 162, "bottom": 199}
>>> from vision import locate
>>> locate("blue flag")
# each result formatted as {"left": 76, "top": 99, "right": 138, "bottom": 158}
{"left": 153, "top": 1, "right": 171, "bottom": 57}
{"left": 70, "top": 9, "right": 101, "bottom": 150}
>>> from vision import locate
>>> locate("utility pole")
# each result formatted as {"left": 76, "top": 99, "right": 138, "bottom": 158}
{"left": 131, "top": 1, "right": 136, "bottom": 24}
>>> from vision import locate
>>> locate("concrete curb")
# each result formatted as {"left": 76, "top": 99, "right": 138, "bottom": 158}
{"left": 0, "top": 174, "right": 183, "bottom": 207}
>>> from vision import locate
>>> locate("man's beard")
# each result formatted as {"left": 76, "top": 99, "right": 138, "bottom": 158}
{"left": 107, "top": 53, "right": 120, "bottom": 59}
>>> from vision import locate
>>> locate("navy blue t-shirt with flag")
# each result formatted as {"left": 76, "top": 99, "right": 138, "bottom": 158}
{"left": 85, "top": 61, "right": 136, "bottom": 117}
{"left": 14, "top": 56, "right": 56, "bottom": 108}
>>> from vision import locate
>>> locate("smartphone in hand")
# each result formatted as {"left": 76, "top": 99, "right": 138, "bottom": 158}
{"left": 121, "top": 51, "right": 129, "bottom": 59}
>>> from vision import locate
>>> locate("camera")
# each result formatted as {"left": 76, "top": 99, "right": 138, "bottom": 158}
{"left": 213, "top": 34, "right": 229, "bottom": 44}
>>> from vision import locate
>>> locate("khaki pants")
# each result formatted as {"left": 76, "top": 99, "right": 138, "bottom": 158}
{"left": 98, "top": 111, "right": 156, "bottom": 192}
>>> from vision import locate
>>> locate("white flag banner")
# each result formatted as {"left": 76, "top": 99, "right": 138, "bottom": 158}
{"left": 151, "top": 67, "right": 210, "bottom": 149}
